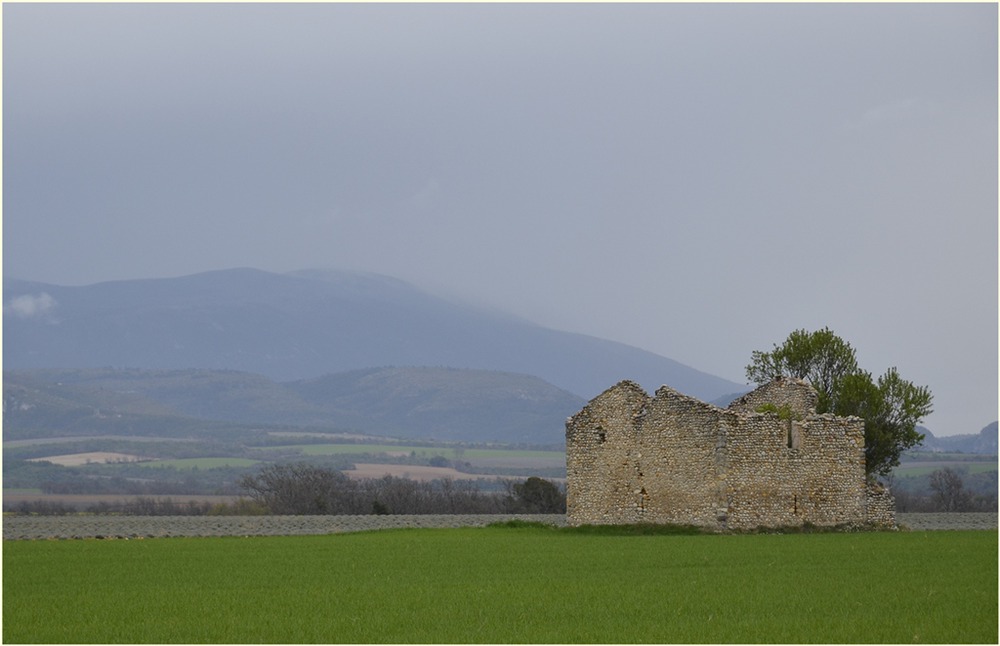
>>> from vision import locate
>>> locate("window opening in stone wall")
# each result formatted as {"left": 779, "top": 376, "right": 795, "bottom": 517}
{"left": 596, "top": 427, "right": 606, "bottom": 443}
{"left": 638, "top": 486, "right": 649, "bottom": 513}
{"left": 786, "top": 421, "right": 800, "bottom": 450}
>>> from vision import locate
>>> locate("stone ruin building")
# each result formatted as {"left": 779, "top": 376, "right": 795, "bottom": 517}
{"left": 565, "top": 377, "right": 896, "bottom": 531}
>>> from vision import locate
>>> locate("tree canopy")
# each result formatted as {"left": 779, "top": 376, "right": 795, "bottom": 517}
{"left": 746, "top": 328, "right": 932, "bottom": 479}
{"left": 512, "top": 476, "right": 566, "bottom": 513}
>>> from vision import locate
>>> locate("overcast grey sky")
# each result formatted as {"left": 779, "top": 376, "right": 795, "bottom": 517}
{"left": 4, "top": 3, "right": 997, "bottom": 436}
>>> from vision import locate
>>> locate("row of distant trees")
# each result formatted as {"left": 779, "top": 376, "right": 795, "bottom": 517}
{"left": 238, "top": 463, "right": 566, "bottom": 515}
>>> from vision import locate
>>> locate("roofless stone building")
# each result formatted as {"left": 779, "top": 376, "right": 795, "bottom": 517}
{"left": 565, "top": 377, "right": 895, "bottom": 531}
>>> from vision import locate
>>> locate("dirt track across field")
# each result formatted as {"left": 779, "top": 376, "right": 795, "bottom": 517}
{"left": 2, "top": 513, "right": 995, "bottom": 540}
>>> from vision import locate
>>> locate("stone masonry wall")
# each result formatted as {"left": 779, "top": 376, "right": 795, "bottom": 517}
{"left": 566, "top": 378, "right": 886, "bottom": 531}
{"left": 726, "top": 376, "right": 819, "bottom": 418}
{"left": 722, "top": 412, "right": 866, "bottom": 530}
{"left": 564, "top": 381, "right": 649, "bottom": 525}
{"left": 633, "top": 387, "right": 725, "bottom": 527}
{"left": 865, "top": 482, "right": 897, "bottom": 529}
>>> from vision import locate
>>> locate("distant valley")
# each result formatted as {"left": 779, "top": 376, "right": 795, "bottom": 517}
{"left": 3, "top": 267, "right": 994, "bottom": 513}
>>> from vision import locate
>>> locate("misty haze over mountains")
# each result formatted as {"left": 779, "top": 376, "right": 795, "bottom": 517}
{"left": 5, "top": 268, "right": 995, "bottom": 444}
{"left": 3, "top": 268, "right": 744, "bottom": 404}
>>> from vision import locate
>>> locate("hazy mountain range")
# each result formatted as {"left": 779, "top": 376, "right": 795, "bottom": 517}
{"left": 3, "top": 267, "right": 744, "bottom": 402}
{"left": 3, "top": 267, "right": 749, "bottom": 444}
{"left": 5, "top": 268, "right": 993, "bottom": 448}
{"left": 920, "top": 423, "right": 998, "bottom": 455}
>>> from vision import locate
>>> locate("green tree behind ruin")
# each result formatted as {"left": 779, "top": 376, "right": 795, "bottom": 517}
{"left": 746, "top": 328, "right": 932, "bottom": 479}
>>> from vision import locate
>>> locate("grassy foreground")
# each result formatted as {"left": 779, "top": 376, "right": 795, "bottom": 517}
{"left": 3, "top": 526, "right": 996, "bottom": 643}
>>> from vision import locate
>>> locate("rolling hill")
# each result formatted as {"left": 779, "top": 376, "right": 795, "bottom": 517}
{"left": 3, "top": 366, "right": 586, "bottom": 444}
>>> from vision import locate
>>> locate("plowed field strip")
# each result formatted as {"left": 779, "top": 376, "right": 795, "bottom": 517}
{"left": 896, "top": 512, "right": 997, "bottom": 531}
{"left": 3, "top": 513, "right": 994, "bottom": 540}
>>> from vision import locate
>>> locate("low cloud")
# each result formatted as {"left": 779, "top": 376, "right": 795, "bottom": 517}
{"left": 5, "top": 292, "right": 57, "bottom": 320}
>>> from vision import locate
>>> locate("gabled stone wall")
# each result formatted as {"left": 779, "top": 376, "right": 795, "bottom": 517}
{"left": 726, "top": 377, "right": 818, "bottom": 418}
{"left": 565, "top": 377, "right": 893, "bottom": 531}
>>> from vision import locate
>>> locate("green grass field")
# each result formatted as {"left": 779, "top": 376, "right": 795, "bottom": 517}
{"left": 3, "top": 526, "right": 996, "bottom": 643}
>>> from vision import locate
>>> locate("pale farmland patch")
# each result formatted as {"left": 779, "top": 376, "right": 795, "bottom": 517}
{"left": 26, "top": 452, "right": 151, "bottom": 466}
{"left": 267, "top": 431, "right": 384, "bottom": 441}
{"left": 466, "top": 456, "right": 566, "bottom": 469}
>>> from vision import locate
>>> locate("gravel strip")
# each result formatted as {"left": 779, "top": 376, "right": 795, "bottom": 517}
{"left": 3, "top": 513, "right": 994, "bottom": 540}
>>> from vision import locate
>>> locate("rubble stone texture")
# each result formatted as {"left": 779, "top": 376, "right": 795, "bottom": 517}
{"left": 566, "top": 377, "right": 896, "bottom": 531}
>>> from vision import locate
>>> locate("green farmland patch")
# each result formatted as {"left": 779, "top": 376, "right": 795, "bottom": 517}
{"left": 4, "top": 527, "right": 995, "bottom": 643}
{"left": 905, "top": 451, "right": 997, "bottom": 462}
{"left": 255, "top": 443, "right": 563, "bottom": 460}
{"left": 1, "top": 488, "right": 44, "bottom": 495}
{"left": 894, "top": 462, "right": 998, "bottom": 478}
{"left": 138, "top": 457, "right": 261, "bottom": 470}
